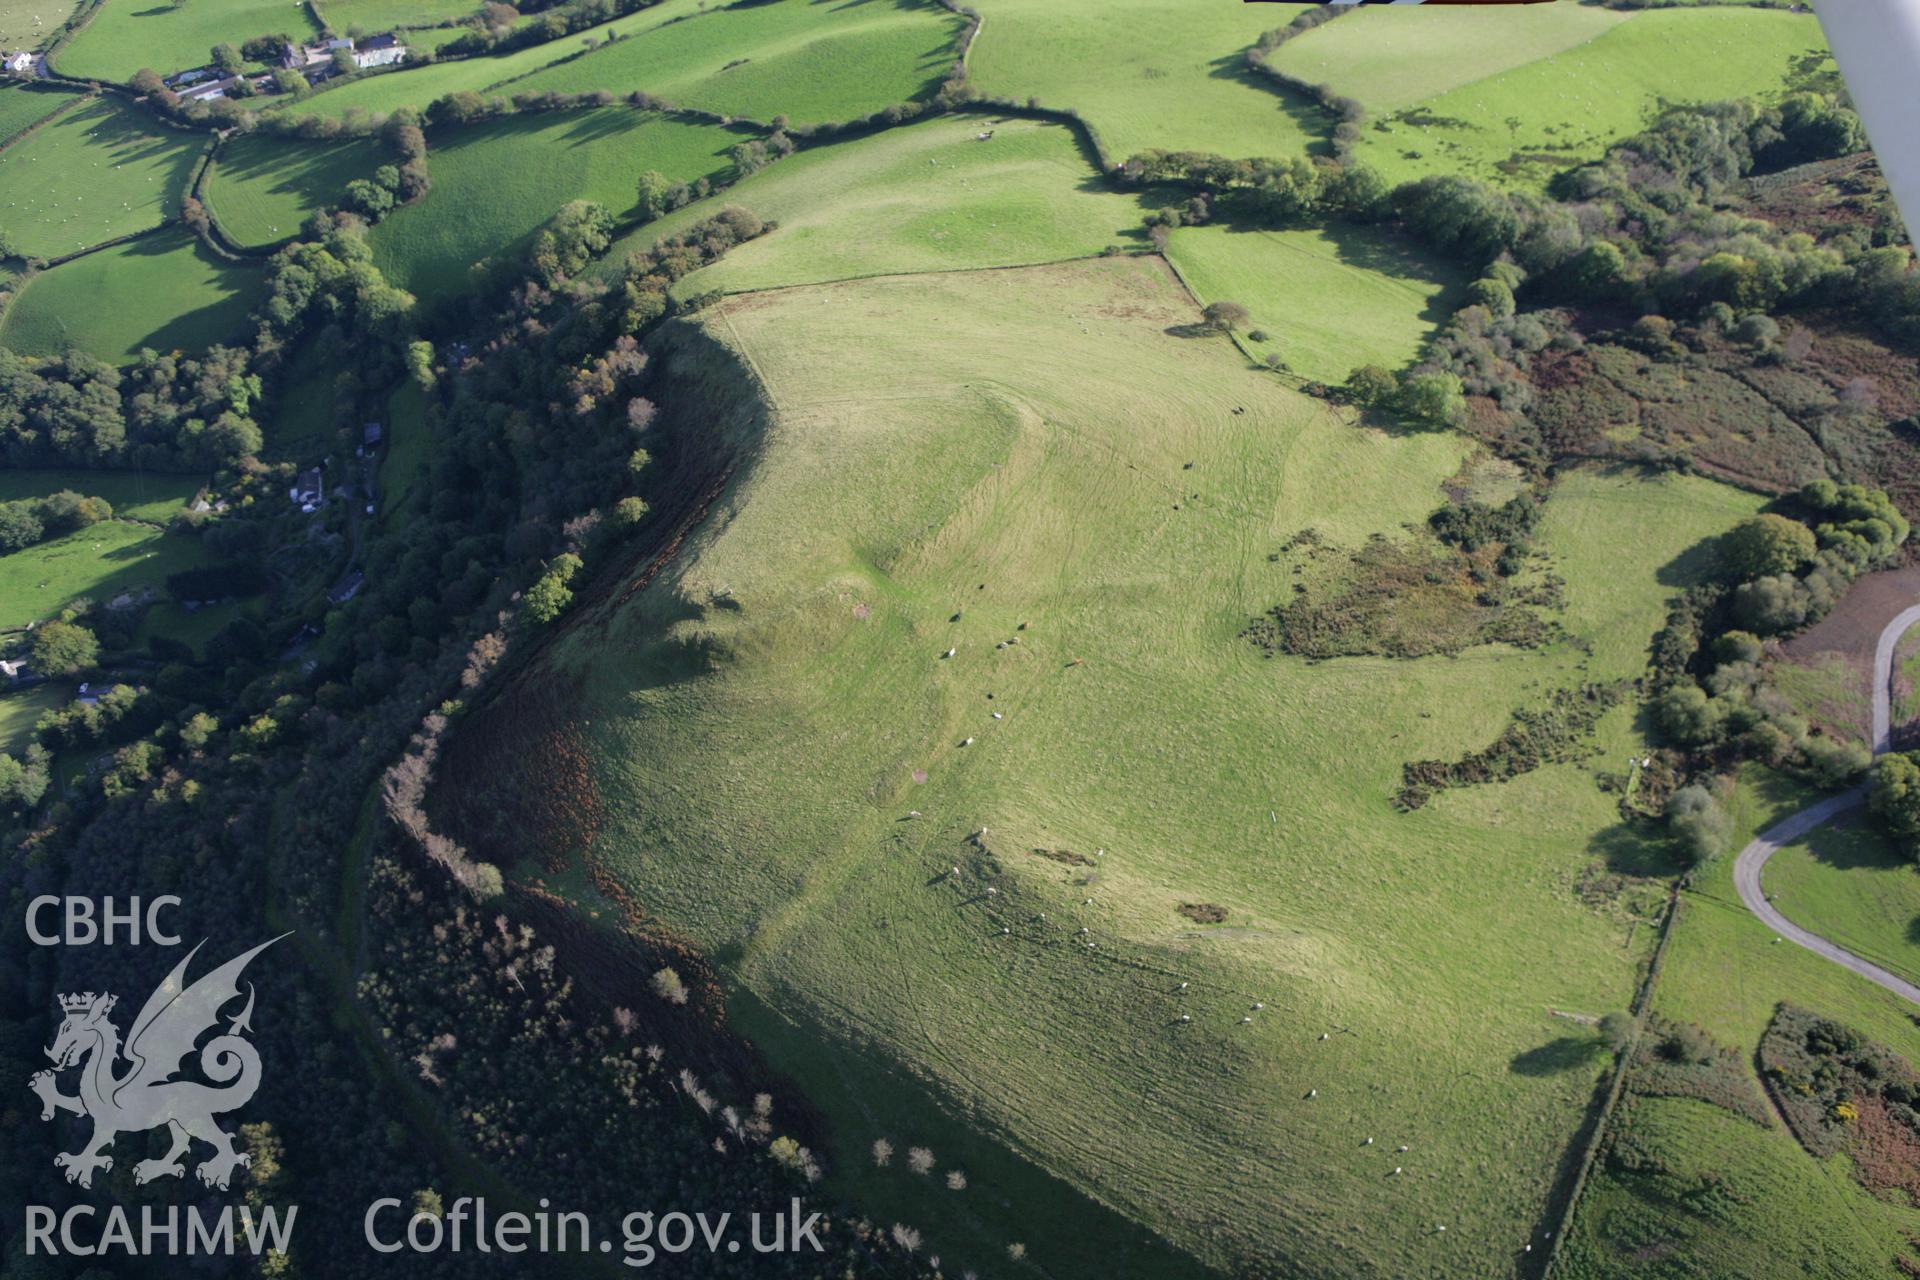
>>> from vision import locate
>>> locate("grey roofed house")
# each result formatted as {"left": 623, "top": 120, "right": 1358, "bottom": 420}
{"left": 328, "top": 570, "right": 366, "bottom": 604}
{"left": 290, "top": 467, "right": 324, "bottom": 506}
{"left": 362, "top": 421, "right": 384, "bottom": 446}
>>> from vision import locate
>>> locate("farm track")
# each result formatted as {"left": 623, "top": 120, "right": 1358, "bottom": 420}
{"left": 1732, "top": 602, "right": 1920, "bottom": 1005}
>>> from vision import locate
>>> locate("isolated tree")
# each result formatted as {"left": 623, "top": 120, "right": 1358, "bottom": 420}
{"left": 1396, "top": 371, "right": 1465, "bottom": 428}
{"left": 1344, "top": 364, "right": 1395, "bottom": 407}
{"left": 650, "top": 966, "right": 689, "bottom": 1005}
{"left": 1870, "top": 751, "right": 1920, "bottom": 854}
{"left": 634, "top": 169, "right": 675, "bottom": 221}
{"left": 241, "top": 33, "right": 291, "bottom": 62}
{"left": 211, "top": 43, "right": 244, "bottom": 74}
{"left": 1721, "top": 513, "right": 1816, "bottom": 581}
{"left": 1666, "top": 782, "right": 1729, "bottom": 863}
{"left": 1598, "top": 1011, "right": 1636, "bottom": 1053}
{"left": 330, "top": 46, "right": 357, "bottom": 77}
{"left": 1202, "top": 300, "right": 1251, "bottom": 333}
{"left": 523, "top": 552, "right": 581, "bottom": 623}
{"left": 31, "top": 620, "right": 98, "bottom": 675}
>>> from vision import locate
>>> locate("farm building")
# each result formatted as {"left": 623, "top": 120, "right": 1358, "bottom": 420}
{"left": 353, "top": 35, "right": 407, "bottom": 69}
{"left": 4, "top": 50, "right": 37, "bottom": 75}
{"left": 290, "top": 467, "right": 324, "bottom": 508}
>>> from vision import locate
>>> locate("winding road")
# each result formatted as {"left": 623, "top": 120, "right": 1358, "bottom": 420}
{"left": 1731, "top": 603, "right": 1920, "bottom": 1006}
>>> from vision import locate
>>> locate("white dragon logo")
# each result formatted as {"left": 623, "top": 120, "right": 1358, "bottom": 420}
{"left": 28, "top": 936, "right": 283, "bottom": 1191}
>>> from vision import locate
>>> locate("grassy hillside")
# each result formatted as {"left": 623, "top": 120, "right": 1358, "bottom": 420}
{"left": 0, "top": 96, "right": 205, "bottom": 260}
{"left": 0, "top": 0, "right": 78, "bottom": 52}
{"left": 1758, "top": 811, "right": 1920, "bottom": 990}
{"left": 1560, "top": 1095, "right": 1912, "bottom": 1280}
{"left": 0, "top": 681, "right": 64, "bottom": 756}
{"left": 967, "top": 0, "right": 1323, "bottom": 162}
{"left": 276, "top": 0, "right": 711, "bottom": 120}
{"left": 55, "top": 0, "right": 321, "bottom": 81}
{"left": 310, "top": 0, "right": 480, "bottom": 35}
{"left": 366, "top": 107, "right": 739, "bottom": 298}
{"left": 1164, "top": 224, "right": 1465, "bottom": 384}
{"left": 0, "top": 518, "right": 208, "bottom": 628}
{"left": 1340, "top": 7, "right": 1830, "bottom": 190}
{"left": 202, "top": 133, "right": 381, "bottom": 248}
{"left": 0, "top": 83, "right": 76, "bottom": 144}
{"left": 599, "top": 116, "right": 1145, "bottom": 293}
{"left": 1264, "top": 3, "right": 1628, "bottom": 115}
{"left": 440, "top": 253, "right": 1766, "bottom": 1279}
{"left": 1561, "top": 768, "right": 1920, "bottom": 1278}
{"left": 495, "top": 0, "right": 965, "bottom": 125}
{"left": 0, "top": 227, "right": 262, "bottom": 362}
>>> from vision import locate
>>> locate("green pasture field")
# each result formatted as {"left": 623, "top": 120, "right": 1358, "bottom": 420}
{"left": 598, "top": 116, "right": 1146, "bottom": 293}
{"left": 1770, "top": 649, "right": 1871, "bottom": 744}
{"left": 1341, "top": 7, "right": 1831, "bottom": 190}
{"left": 265, "top": 337, "right": 347, "bottom": 460}
{"left": 376, "top": 378, "right": 427, "bottom": 519}
{"left": 494, "top": 0, "right": 964, "bottom": 126}
{"left": 447, "top": 250, "right": 1768, "bottom": 1278}
{"left": 1164, "top": 223, "right": 1465, "bottom": 383}
{"left": 201, "top": 132, "right": 380, "bottom": 248}
{"left": 0, "top": 83, "right": 76, "bottom": 144}
{"left": 967, "top": 0, "right": 1325, "bottom": 163}
{"left": 0, "top": 227, "right": 263, "bottom": 363}
{"left": 276, "top": 0, "right": 710, "bottom": 121}
{"left": 0, "top": 0, "right": 76, "bottom": 52}
{"left": 311, "top": 0, "right": 477, "bottom": 36}
{"left": 1264, "top": 2, "right": 1628, "bottom": 116}
{"left": 366, "top": 107, "right": 739, "bottom": 298}
{"left": 0, "top": 96, "right": 205, "bottom": 260}
{"left": 1761, "top": 809, "right": 1920, "bottom": 989}
{"left": 54, "top": 0, "right": 321, "bottom": 82}
{"left": 1562, "top": 767, "right": 1920, "bottom": 1278}
{"left": 0, "top": 517, "right": 207, "bottom": 628}
{"left": 136, "top": 596, "right": 251, "bottom": 656}
{"left": 1560, "top": 1094, "right": 1912, "bottom": 1280}
{"left": 0, "top": 469, "right": 199, "bottom": 522}
{"left": 0, "top": 681, "right": 63, "bottom": 755}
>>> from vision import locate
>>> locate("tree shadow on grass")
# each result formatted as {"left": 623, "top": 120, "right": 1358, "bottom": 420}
{"left": 1795, "top": 814, "right": 1907, "bottom": 873}
{"left": 1510, "top": 1036, "right": 1604, "bottom": 1077}
{"left": 1589, "top": 820, "right": 1689, "bottom": 879}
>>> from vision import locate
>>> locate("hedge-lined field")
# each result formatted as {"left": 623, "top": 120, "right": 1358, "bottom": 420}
{"left": 968, "top": 0, "right": 1322, "bottom": 161}
{"left": 1263, "top": 3, "right": 1627, "bottom": 115}
{"left": 494, "top": 0, "right": 965, "bottom": 125}
{"left": 1164, "top": 223, "right": 1465, "bottom": 384}
{"left": 202, "top": 132, "right": 381, "bottom": 247}
{"left": 598, "top": 115, "right": 1147, "bottom": 294}
{"left": 0, "top": 82, "right": 76, "bottom": 144}
{"left": 0, "top": 227, "right": 262, "bottom": 362}
{"left": 0, "top": 469, "right": 199, "bottom": 523}
{"left": 55, "top": 0, "right": 321, "bottom": 82}
{"left": 0, "top": 518, "right": 209, "bottom": 628}
{"left": 367, "top": 107, "right": 738, "bottom": 297}
{"left": 0, "top": 0, "right": 77, "bottom": 54}
{"left": 275, "top": 0, "right": 709, "bottom": 120}
{"left": 1338, "top": 7, "right": 1831, "bottom": 189}
{"left": 0, "top": 96, "right": 204, "bottom": 259}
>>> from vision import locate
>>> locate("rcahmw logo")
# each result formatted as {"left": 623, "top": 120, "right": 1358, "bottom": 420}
{"left": 24, "top": 924, "right": 297, "bottom": 1260}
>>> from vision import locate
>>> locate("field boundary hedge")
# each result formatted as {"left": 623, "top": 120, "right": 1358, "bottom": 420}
{"left": 1538, "top": 886, "right": 1686, "bottom": 1280}
{"left": 0, "top": 87, "right": 88, "bottom": 156}
{"left": 39, "top": 221, "right": 173, "bottom": 269}
{"left": 40, "top": 0, "right": 105, "bottom": 70}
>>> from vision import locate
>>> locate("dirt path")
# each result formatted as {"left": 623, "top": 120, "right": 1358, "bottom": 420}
{"left": 1732, "top": 598, "right": 1920, "bottom": 1006}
